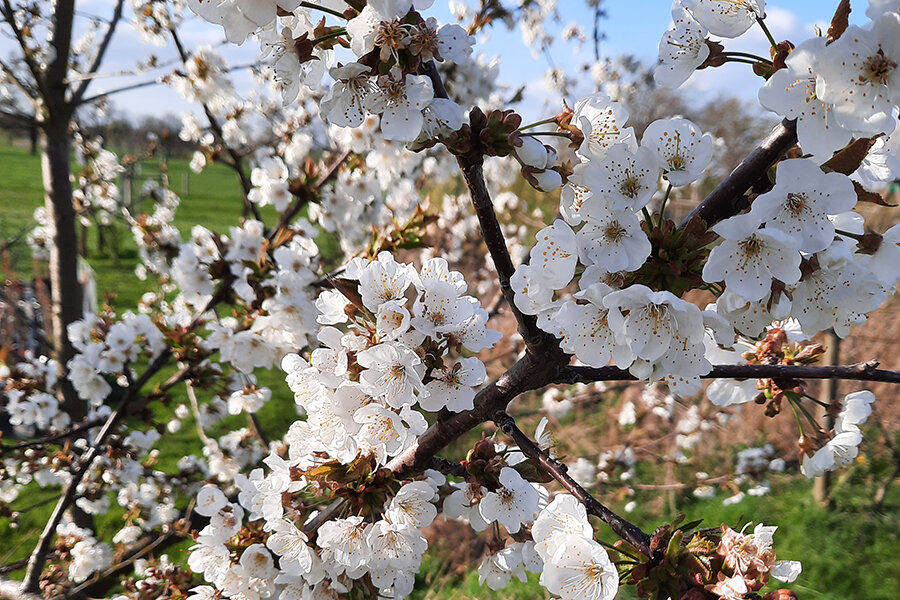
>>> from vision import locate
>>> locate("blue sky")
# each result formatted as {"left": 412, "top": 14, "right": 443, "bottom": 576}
{"left": 2, "top": 1, "right": 873, "bottom": 122}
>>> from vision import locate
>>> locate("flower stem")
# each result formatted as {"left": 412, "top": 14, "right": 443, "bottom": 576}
{"left": 756, "top": 16, "right": 778, "bottom": 50}
{"left": 521, "top": 131, "right": 571, "bottom": 139}
{"left": 657, "top": 183, "right": 673, "bottom": 227}
{"left": 520, "top": 117, "right": 558, "bottom": 131}
{"left": 722, "top": 51, "right": 773, "bottom": 65}
{"left": 299, "top": 1, "right": 347, "bottom": 19}
{"left": 788, "top": 398, "right": 807, "bottom": 438}
{"left": 642, "top": 207, "right": 655, "bottom": 229}
{"left": 312, "top": 28, "right": 347, "bottom": 45}
{"left": 835, "top": 228, "right": 864, "bottom": 241}
{"left": 723, "top": 56, "right": 765, "bottom": 66}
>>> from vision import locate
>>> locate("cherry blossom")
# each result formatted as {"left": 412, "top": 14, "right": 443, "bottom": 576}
{"left": 750, "top": 158, "right": 857, "bottom": 253}
{"left": 703, "top": 212, "right": 802, "bottom": 302}
{"left": 683, "top": 0, "right": 766, "bottom": 38}
{"left": 542, "top": 535, "right": 619, "bottom": 600}
{"left": 642, "top": 117, "right": 713, "bottom": 186}
{"left": 655, "top": 6, "right": 711, "bottom": 88}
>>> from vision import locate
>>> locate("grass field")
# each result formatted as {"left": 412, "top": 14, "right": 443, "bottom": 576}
{"left": 1, "top": 143, "right": 898, "bottom": 599}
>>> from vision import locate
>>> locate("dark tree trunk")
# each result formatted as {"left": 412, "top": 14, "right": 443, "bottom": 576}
{"left": 29, "top": 123, "right": 37, "bottom": 155}
{"left": 40, "top": 117, "right": 85, "bottom": 419}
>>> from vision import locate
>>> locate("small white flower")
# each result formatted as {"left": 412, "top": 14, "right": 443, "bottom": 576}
{"left": 703, "top": 212, "right": 802, "bottom": 302}
{"left": 683, "top": 0, "right": 765, "bottom": 38}
{"left": 655, "top": 7, "right": 710, "bottom": 88}
{"left": 478, "top": 467, "right": 540, "bottom": 534}
{"left": 816, "top": 13, "right": 900, "bottom": 136}
{"left": 642, "top": 117, "right": 713, "bottom": 187}
{"left": 420, "top": 357, "right": 486, "bottom": 412}
{"left": 542, "top": 534, "right": 619, "bottom": 600}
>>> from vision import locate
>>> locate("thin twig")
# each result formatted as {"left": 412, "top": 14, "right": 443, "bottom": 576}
{"left": 494, "top": 411, "right": 654, "bottom": 557}
{"left": 558, "top": 361, "right": 900, "bottom": 385}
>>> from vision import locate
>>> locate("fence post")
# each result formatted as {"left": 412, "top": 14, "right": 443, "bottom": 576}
{"left": 813, "top": 330, "right": 840, "bottom": 507}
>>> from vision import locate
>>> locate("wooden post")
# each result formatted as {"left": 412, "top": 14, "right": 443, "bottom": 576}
{"left": 813, "top": 330, "right": 840, "bottom": 507}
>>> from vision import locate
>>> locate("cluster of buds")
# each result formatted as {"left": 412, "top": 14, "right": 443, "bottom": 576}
{"left": 741, "top": 327, "right": 824, "bottom": 417}
{"left": 621, "top": 515, "right": 801, "bottom": 600}
{"left": 509, "top": 131, "right": 563, "bottom": 192}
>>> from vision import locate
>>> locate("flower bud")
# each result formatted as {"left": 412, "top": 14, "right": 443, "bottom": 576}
{"left": 530, "top": 168, "right": 562, "bottom": 192}
{"left": 544, "top": 144, "right": 558, "bottom": 166}
{"left": 513, "top": 136, "right": 549, "bottom": 169}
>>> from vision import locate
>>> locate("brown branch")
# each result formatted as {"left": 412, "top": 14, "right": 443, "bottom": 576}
{"left": 169, "top": 28, "right": 261, "bottom": 221}
{"left": 0, "top": 418, "right": 103, "bottom": 457}
{"left": 268, "top": 147, "right": 351, "bottom": 242}
{"left": 679, "top": 119, "right": 797, "bottom": 230}
{"left": 493, "top": 411, "right": 654, "bottom": 557}
{"left": 0, "top": 0, "right": 44, "bottom": 96}
{"left": 558, "top": 361, "right": 900, "bottom": 385}
{"left": 70, "top": 0, "right": 125, "bottom": 107}
{"left": 0, "top": 56, "right": 37, "bottom": 99}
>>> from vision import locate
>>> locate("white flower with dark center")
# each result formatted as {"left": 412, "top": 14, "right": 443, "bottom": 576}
{"left": 802, "top": 391, "right": 874, "bottom": 477}
{"left": 790, "top": 241, "right": 887, "bottom": 338}
{"left": 683, "top": 0, "right": 765, "bottom": 38}
{"left": 815, "top": 13, "right": 900, "bottom": 136}
{"left": 411, "top": 279, "right": 474, "bottom": 337}
{"left": 655, "top": 7, "right": 710, "bottom": 88}
{"left": 542, "top": 534, "right": 619, "bottom": 600}
{"left": 387, "top": 481, "right": 438, "bottom": 528}
{"left": 353, "top": 403, "right": 409, "bottom": 463}
{"left": 407, "top": 18, "right": 473, "bottom": 63}
{"left": 576, "top": 206, "right": 651, "bottom": 273}
{"left": 603, "top": 284, "right": 705, "bottom": 365}
{"left": 366, "top": 519, "right": 428, "bottom": 571}
{"left": 419, "top": 357, "right": 486, "bottom": 412}
{"left": 642, "top": 117, "right": 713, "bottom": 187}
{"left": 703, "top": 212, "right": 801, "bottom": 302}
{"left": 549, "top": 282, "right": 628, "bottom": 368}
{"left": 358, "top": 252, "right": 413, "bottom": 312}
{"left": 574, "top": 144, "right": 659, "bottom": 212}
{"left": 573, "top": 92, "right": 637, "bottom": 160}
{"left": 317, "top": 516, "right": 371, "bottom": 572}
{"left": 265, "top": 518, "right": 313, "bottom": 574}
{"left": 478, "top": 467, "right": 540, "bottom": 534}
{"left": 365, "top": 67, "right": 434, "bottom": 142}
{"left": 357, "top": 342, "right": 426, "bottom": 408}
{"left": 758, "top": 38, "right": 853, "bottom": 160}
{"left": 531, "top": 494, "right": 593, "bottom": 562}
{"left": 750, "top": 158, "right": 857, "bottom": 253}
{"left": 320, "top": 63, "right": 375, "bottom": 128}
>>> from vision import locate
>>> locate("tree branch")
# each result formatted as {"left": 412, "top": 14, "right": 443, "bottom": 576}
{"left": 169, "top": 28, "right": 261, "bottom": 221}
{"left": 679, "top": 119, "right": 797, "bottom": 230}
{"left": 0, "top": 417, "right": 104, "bottom": 457}
{"left": 70, "top": 0, "right": 125, "bottom": 107}
{"left": 0, "top": 0, "right": 44, "bottom": 96}
{"left": 493, "top": 411, "right": 654, "bottom": 557}
{"left": 558, "top": 360, "right": 900, "bottom": 385}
